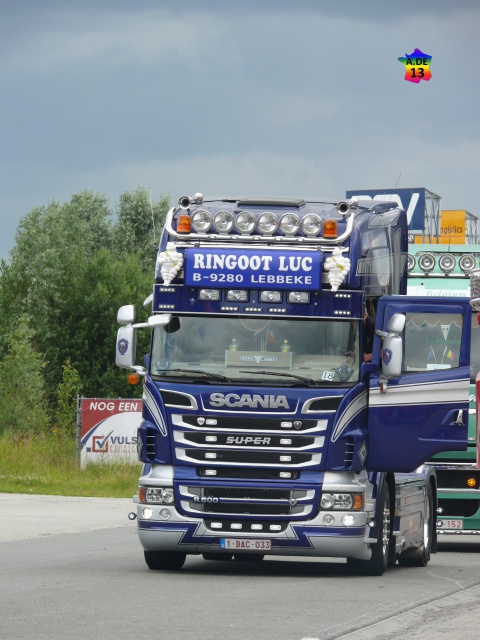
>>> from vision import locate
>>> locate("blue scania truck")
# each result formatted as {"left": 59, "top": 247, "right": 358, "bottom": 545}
{"left": 116, "top": 193, "right": 471, "bottom": 575}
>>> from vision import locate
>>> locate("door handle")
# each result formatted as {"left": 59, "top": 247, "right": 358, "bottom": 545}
{"left": 455, "top": 409, "right": 464, "bottom": 427}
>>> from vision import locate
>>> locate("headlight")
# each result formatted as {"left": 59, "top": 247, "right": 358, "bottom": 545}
{"left": 144, "top": 487, "right": 175, "bottom": 504}
{"left": 190, "top": 209, "right": 212, "bottom": 233}
{"left": 279, "top": 213, "right": 300, "bottom": 235}
{"left": 407, "top": 254, "right": 416, "bottom": 272}
{"left": 257, "top": 212, "right": 278, "bottom": 235}
{"left": 236, "top": 210, "right": 256, "bottom": 234}
{"left": 214, "top": 210, "right": 234, "bottom": 234}
{"left": 320, "top": 493, "right": 363, "bottom": 510}
{"left": 301, "top": 214, "right": 322, "bottom": 237}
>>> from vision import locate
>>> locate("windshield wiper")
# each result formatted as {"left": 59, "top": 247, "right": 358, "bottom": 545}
{"left": 156, "top": 368, "right": 231, "bottom": 382}
{"left": 239, "top": 370, "right": 316, "bottom": 385}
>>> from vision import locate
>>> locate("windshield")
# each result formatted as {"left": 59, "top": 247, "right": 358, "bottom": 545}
{"left": 151, "top": 315, "right": 360, "bottom": 386}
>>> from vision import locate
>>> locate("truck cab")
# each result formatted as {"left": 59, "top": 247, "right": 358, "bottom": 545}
{"left": 116, "top": 194, "right": 471, "bottom": 575}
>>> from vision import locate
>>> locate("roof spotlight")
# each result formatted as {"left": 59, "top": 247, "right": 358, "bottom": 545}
{"left": 459, "top": 254, "right": 476, "bottom": 273}
{"left": 418, "top": 253, "right": 435, "bottom": 273}
{"left": 439, "top": 253, "right": 456, "bottom": 274}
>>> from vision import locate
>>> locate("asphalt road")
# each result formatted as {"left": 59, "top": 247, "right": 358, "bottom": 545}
{"left": 1, "top": 493, "right": 480, "bottom": 640}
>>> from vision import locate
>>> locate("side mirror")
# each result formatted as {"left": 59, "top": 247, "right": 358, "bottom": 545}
{"left": 381, "top": 313, "right": 405, "bottom": 379}
{"left": 116, "top": 326, "right": 137, "bottom": 369}
{"left": 117, "top": 304, "right": 136, "bottom": 325}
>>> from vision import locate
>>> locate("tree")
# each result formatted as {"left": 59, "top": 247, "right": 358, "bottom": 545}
{"left": 115, "top": 187, "right": 170, "bottom": 268}
{"left": 55, "top": 360, "right": 82, "bottom": 436}
{"left": 0, "top": 316, "right": 50, "bottom": 436}
{"left": 1, "top": 187, "right": 170, "bottom": 423}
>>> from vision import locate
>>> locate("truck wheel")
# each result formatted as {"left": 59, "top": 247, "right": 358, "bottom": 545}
{"left": 347, "top": 482, "right": 391, "bottom": 577}
{"left": 202, "top": 552, "right": 233, "bottom": 561}
{"left": 398, "top": 483, "right": 433, "bottom": 567}
{"left": 234, "top": 554, "right": 264, "bottom": 562}
{"left": 144, "top": 550, "right": 186, "bottom": 570}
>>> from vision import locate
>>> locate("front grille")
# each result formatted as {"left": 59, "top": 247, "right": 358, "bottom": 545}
{"left": 205, "top": 487, "right": 291, "bottom": 500}
{"left": 179, "top": 483, "right": 317, "bottom": 519}
{"left": 172, "top": 408, "right": 327, "bottom": 473}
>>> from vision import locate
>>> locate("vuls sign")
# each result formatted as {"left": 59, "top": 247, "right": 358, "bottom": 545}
{"left": 185, "top": 248, "right": 321, "bottom": 290}
{"left": 80, "top": 398, "right": 143, "bottom": 468}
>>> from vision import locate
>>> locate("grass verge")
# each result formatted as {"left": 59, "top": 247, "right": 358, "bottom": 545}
{"left": 0, "top": 432, "right": 141, "bottom": 498}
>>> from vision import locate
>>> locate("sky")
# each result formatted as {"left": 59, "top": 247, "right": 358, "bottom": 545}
{"left": 1, "top": 0, "right": 479, "bottom": 261}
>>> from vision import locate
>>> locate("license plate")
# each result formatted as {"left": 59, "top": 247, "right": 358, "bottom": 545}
{"left": 220, "top": 538, "right": 271, "bottom": 551}
{"left": 437, "top": 519, "right": 463, "bottom": 530}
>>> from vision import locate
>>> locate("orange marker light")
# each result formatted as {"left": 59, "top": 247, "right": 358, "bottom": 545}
{"left": 467, "top": 477, "right": 477, "bottom": 488}
{"left": 353, "top": 494, "right": 365, "bottom": 510}
{"left": 177, "top": 214, "right": 191, "bottom": 233}
{"left": 128, "top": 373, "right": 140, "bottom": 385}
{"left": 323, "top": 219, "right": 338, "bottom": 238}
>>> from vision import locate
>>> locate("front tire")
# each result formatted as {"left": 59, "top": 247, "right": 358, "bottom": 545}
{"left": 347, "top": 482, "right": 391, "bottom": 576}
{"left": 144, "top": 550, "right": 186, "bottom": 571}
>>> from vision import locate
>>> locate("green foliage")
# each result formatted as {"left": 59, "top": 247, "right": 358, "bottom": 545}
{"left": 0, "top": 316, "right": 50, "bottom": 436}
{"left": 0, "top": 432, "right": 141, "bottom": 497}
{"left": 115, "top": 187, "right": 170, "bottom": 267}
{"left": 55, "top": 360, "right": 82, "bottom": 436}
{"left": 0, "top": 187, "right": 170, "bottom": 433}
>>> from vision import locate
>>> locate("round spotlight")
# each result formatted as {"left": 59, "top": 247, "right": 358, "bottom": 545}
{"left": 459, "top": 254, "right": 476, "bottom": 273}
{"left": 301, "top": 213, "right": 322, "bottom": 237}
{"left": 279, "top": 213, "right": 300, "bottom": 235}
{"left": 418, "top": 252, "right": 436, "bottom": 273}
{"left": 407, "top": 254, "right": 416, "bottom": 272}
{"left": 191, "top": 209, "right": 212, "bottom": 233}
{"left": 236, "top": 210, "right": 256, "bottom": 234}
{"left": 257, "top": 212, "right": 278, "bottom": 235}
{"left": 439, "top": 253, "right": 456, "bottom": 273}
{"left": 214, "top": 210, "right": 234, "bottom": 234}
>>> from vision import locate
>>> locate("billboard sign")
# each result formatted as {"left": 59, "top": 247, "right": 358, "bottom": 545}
{"left": 184, "top": 248, "right": 321, "bottom": 290}
{"left": 80, "top": 398, "right": 142, "bottom": 468}
{"left": 346, "top": 188, "right": 426, "bottom": 231}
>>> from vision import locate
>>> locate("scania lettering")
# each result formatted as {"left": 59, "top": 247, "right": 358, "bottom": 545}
{"left": 408, "top": 243, "right": 480, "bottom": 534}
{"left": 116, "top": 193, "right": 471, "bottom": 575}
{"left": 209, "top": 393, "right": 290, "bottom": 409}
